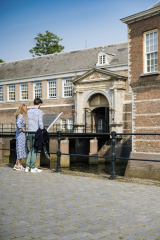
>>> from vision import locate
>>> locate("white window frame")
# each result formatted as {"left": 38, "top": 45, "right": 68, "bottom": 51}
{"left": 20, "top": 83, "right": 28, "bottom": 101}
{"left": 47, "top": 80, "right": 57, "bottom": 99}
{"left": 96, "top": 51, "right": 108, "bottom": 66}
{"left": 8, "top": 84, "right": 15, "bottom": 102}
{"left": 61, "top": 118, "right": 66, "bottom": 130}
{"left": 99, "top": 55, "right": 106, "bottom": 64}
{"left": 62, "top": 78, "right": 72, "bottom": 98}
{"left": 33, "top": 82, "right": 42, "bottom": 99}
{"left": 144, "top": 29, "right": 158, "bottom": 73}
{"left": 68, "top": 118, "right": 73, "bottom": 130}
{"left": 0, "top": 86, "right": 3, "bottom": 102}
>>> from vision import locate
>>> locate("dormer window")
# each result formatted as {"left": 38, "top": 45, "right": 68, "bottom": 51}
{"left": 97, "top": 51, "right": 108, "bottom": 66}
{"left": 96, "top": 50, "right": 115, "bottom": 66}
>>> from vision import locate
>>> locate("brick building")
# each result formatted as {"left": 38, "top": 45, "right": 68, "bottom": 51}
{"left": 0, "top": 42, "right": 129, "bottom": 134}
{"left": 121, "top": 1, "right": 160, "bottom": 179}
{"left": 1, "top": 1, "right": 160, "bottom": 179}
{"left": 0, "top": 42, "right": 132, "bottom": 166}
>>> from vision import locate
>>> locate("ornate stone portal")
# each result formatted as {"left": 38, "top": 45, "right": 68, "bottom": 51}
{"left": 73, "top": 68, "right": 128, "bottom": 133}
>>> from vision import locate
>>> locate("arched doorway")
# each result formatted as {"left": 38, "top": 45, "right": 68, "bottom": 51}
{"left": 87, "top": 93, "right": 109, "bottom": 133}
{"left": 92, "top": 107, "right": 109, "bottom": 133}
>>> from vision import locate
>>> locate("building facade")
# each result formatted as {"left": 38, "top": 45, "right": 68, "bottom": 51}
{"left": 121, "top": 1, "right": 160, "bottom": 179}
{"left": 0, "top": 42, "right": 129, "bottom": 134}
{"left": 0, "top": 42, "right": 133, "bottom": 166}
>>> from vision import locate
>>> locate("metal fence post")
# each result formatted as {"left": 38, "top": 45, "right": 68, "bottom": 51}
{"left": 55, "top": 131, "right": 61, "bottom": 172}
{"left": 109, "top": 131, "right": 116, "bottom": 180}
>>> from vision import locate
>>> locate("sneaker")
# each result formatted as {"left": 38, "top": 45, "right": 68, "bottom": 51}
{"left": 13, "top": 165, "right": 17, "bottom": 170}
{"left": 25, "top": 167, "right": 30, "bottom": 173}
{"left": 31, "top": 167, "right": 42, "bottom": 173}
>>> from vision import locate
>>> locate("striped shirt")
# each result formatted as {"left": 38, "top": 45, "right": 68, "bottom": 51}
{"left": 27, "top": 108, "right": 44, "bottom": 132}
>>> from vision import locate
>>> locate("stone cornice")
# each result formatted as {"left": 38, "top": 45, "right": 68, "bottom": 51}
{"left": 131, "top": 79, "right": 160, "bottom": 89}
{"left": 120, "top": 6, "right": 160, "bottom": 24}
{"left": 140, "top": 71, "right": 160, "bottom": 77}
{"left": 73, "top": 68, "right": 128, "bottom": 84}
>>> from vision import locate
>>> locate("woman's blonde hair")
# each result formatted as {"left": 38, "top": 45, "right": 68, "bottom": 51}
{"left": 15, "top": 104, "right": 27, "bottom": 118}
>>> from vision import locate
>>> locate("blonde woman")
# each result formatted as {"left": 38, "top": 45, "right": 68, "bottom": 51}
{"left": 14, "top": 104, "right": 28, "bottom": 170}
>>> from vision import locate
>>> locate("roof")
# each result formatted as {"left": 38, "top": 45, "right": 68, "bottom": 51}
{"left": 149, "top": 0, "right": 160, "bottom": 9}
{"left": 0, "top": 42, "right": 128, "bottom": 81}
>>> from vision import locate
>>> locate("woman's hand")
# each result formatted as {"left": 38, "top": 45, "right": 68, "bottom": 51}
{"left": 21, "top": 128, "right": 27, "bottom": 133}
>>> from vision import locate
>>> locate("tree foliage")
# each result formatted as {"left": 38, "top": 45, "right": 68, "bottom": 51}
{"left": 29, "top": 31, "right": 65, "bottom": 57}
{"left": 0, "top": 59, "right": 5, "bottom": 63}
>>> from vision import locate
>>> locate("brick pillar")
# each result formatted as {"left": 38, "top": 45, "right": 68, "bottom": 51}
{"left": 4, "top": 151, "right": 10, "bottom": 163}
{"left": 3, "top": 138, "right": 13, "bottom": 164}
{"left": 36, "top": 153, "right": 40, "bottom": 167}
{"left": 60, "top": 139, "right": 70, "bottom": 167}
{"left": 28, "top": 82, "right": 32, "bottom": 101}
{"left": 15, "top": 84, "right": 19, "bottom": 101}
{"left": 42, "top": 81, "right": 46, "bottom": 99}
{"left": 49, "top": 138, "right": 58, "bottom": 169}
{"left": 89, "top": 138, "right": 98, "bottom": 164}
{"left": 3, "top": 85, "right": 7, "bottom": 102}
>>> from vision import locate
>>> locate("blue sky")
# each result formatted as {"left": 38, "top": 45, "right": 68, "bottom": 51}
{"left": 0, "top": 0, "right": 158, "bottom": 62}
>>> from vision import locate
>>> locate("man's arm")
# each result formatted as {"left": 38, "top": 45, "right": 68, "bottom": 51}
{"left": 38, "top": 111, "right": 44, "bottom": 130}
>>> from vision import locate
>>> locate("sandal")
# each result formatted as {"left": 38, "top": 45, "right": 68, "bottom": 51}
{"left": 16, "top": 165, "right": 25, "bottom": 171}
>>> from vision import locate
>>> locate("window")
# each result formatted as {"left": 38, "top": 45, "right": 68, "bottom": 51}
{"left": 145, "top": 30, "right": 158, "bottom": 73}
{"left": 0, "top": 86, "right": 3, "bottom": 102}
{"left": 68, "top": 118, "right": 73, "bottom": 130}
{"left": 48, "top": 80, "right": 56, "bottom": 98}
{"left": 33, "top": 82, "right": 42, "bottom": 99}
{"left": 62, "top": 79, "right": 72, "bottom": 98}
{"left": 61, "top": 119, "right": 66, "bottom": 130}
{"left": 20, "top": 83, "right": 28, "bottom": 100}
{"left": 96, "top": 51, "right": 108, "bottom": 66}
{"left": 8, "top": 85, "right": 15, "bottom": 101}
{"left": 99, "top": 55, "right": 106, "bottom": 64}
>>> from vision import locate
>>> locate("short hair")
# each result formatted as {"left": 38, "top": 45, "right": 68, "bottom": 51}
{"left": 34, "top": 98, "right": 43, "bottom": 105}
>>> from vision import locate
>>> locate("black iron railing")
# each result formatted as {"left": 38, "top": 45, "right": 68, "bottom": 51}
{"left": 53, "top": 131, "right": 160, "bottom": 179}
{"left": 50, "top": 123, "right": 110, "bottom": 133}
{"left": 0, "top": 123, "right": 110, "bottom": 133}
{"left": 1, "top": 131, "right": 160, "bottom": 179}
{"left": 0, "top": 124, "right": 16, "bottom": 133}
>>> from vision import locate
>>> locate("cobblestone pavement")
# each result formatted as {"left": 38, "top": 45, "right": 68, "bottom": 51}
{"left": 0, "top": 166, "right": 160, "bottom": 240}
